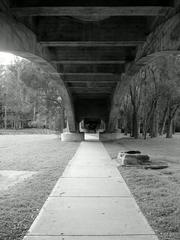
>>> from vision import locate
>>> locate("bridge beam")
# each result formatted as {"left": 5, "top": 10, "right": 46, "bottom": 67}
{"left": 12, "top": 6, "right": 173, "bottom": 17}
{"left": 40, "top": 41, "right": 144, "bottom": 47}
{"left": 136, "top": 13, "right": 180, "bottom": 62}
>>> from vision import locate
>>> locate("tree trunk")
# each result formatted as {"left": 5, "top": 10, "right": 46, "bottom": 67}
{"left": 166, "top": 118, "right": 173, "bottom": 138}
{"left": 150, "top": 101, "right": 159, "bottom": 138}
{"left": 143, "top": 120, "right": 147, "bottom": 139}
{"left": 151, "top": 113, "right": 159, "bottom": 138}
{"left": 159, "top": 105, "right": 168, "bottom": 136}
{"left": 172, "top": 119, "right": 176, "bottom": 134}
{"left": 123, "top": 115, "right": 128, "bottom": 135}
{"left": 33, "top": 105, "right": 36, "bottom": 121}
{"left": 166, "top": 105, "right": 179, "bottom": 138}
{"left": 132, "top": 110, "right": 139, "bottom": 139}
{"left": 124, "top": 124, "right": 128, "bottom": 135}
{"left": 4, "top": 105, "right": 7, "bottom": 129}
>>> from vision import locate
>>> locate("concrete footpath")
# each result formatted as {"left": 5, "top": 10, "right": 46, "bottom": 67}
{"left": 24, "top": 141, "right": 158, "bottom": 240}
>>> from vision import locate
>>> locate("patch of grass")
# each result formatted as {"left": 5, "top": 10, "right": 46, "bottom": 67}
{"left": 0, "top": 135, "right": 79, "bottom": 240}
{"left": 104, "top": 135, "right": 180, "bottom": 240}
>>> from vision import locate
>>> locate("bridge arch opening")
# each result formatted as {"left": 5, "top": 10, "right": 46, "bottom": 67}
{"left": 79, "top": 118, "right": 105, "bottom": 133}
{"left": 1, "top": 2, "right": 180, "bottom": 141}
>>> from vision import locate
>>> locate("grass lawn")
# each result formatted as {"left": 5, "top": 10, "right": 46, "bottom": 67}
{"left": 0, "top": 135, "right": 79, "bottom": 240}
{"left": 104, "top": 135, "right": 180, "bottom": 240}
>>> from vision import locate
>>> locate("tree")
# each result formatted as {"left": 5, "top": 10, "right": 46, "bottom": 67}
{"left": 20, "top": 61, "right": 65, "bottom": 130}
{"left": 129, "top": 73, "right": 143, "bottom": 138}
{"left": 120, "top": 55, "right": 180, "bottom": 139}
{"left": 0, "top": 57, "right": 65, "bottom": 131}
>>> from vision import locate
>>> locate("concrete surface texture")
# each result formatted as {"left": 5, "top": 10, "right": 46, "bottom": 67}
{"left": 23, "top": 141, "right": 158, "bottom": 240}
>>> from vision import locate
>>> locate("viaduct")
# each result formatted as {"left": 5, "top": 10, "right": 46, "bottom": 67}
{"left": 0, "top": 0, "right": 180, "bottom": 140}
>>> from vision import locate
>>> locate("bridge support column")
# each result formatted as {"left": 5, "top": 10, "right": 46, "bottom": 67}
{"left": 61, "top": 120, "right": 84, "bottom": 142}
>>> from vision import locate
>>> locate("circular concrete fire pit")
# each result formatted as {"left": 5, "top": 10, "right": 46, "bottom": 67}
{"left": 117, "top": 151, "right": 168, "bottom": 169}
{"left": 117, "top": 151, "right": 151, "bottom": 166}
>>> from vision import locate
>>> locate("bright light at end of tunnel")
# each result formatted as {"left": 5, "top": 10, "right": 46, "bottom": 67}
{"left": 0, "top": 52, "right": 16, "bottom": 65}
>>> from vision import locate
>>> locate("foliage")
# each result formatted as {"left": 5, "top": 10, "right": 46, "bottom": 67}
{"left": 119, "top": 55, "right": 180, "bottom": 138}
{"left": 0, "top": 57, "right": 64, "bottom": 130}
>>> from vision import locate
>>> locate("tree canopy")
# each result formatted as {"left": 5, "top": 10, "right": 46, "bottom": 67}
{"left": 0, "top": 57, "right": 65, "bottom": 131}
{"left": 119, "top": 55, "right": 180, "bottom": 138}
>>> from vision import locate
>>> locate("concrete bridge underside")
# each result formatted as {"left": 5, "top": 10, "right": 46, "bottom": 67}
{"left": 1, "top": 0, "right": 180, "bottom": 140}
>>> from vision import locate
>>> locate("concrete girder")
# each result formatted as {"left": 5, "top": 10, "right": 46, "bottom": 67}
{"left": 49, "top": 47, "right": 136, "bottom": 62}
{"left": 31, "top": 16, "right": 147, "bottom": 43}
{"left": 122, "top": 12, "right": 180, "bottom": 77}
{"left": 57, "top": 63, "right": 125, "bottom": 74}
{"left": 0, "top": 13, "right": 76, "bottom": 132}
{"left": 40, "top": 41, "right": 145, "bottom": 47}
{"left": 11, "top": 6, "right": 173, "bottom": 18}
{"left": 136, "top": 13, "right": 180, "bottom": 61}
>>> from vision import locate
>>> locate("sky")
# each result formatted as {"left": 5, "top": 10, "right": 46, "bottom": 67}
{"left": 0, "top": 52, "right": 16, "bottom": 65}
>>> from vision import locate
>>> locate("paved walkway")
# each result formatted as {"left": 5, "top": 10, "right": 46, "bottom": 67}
{"left": 24, "top": 141, "right": 158, "bottom": 240}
